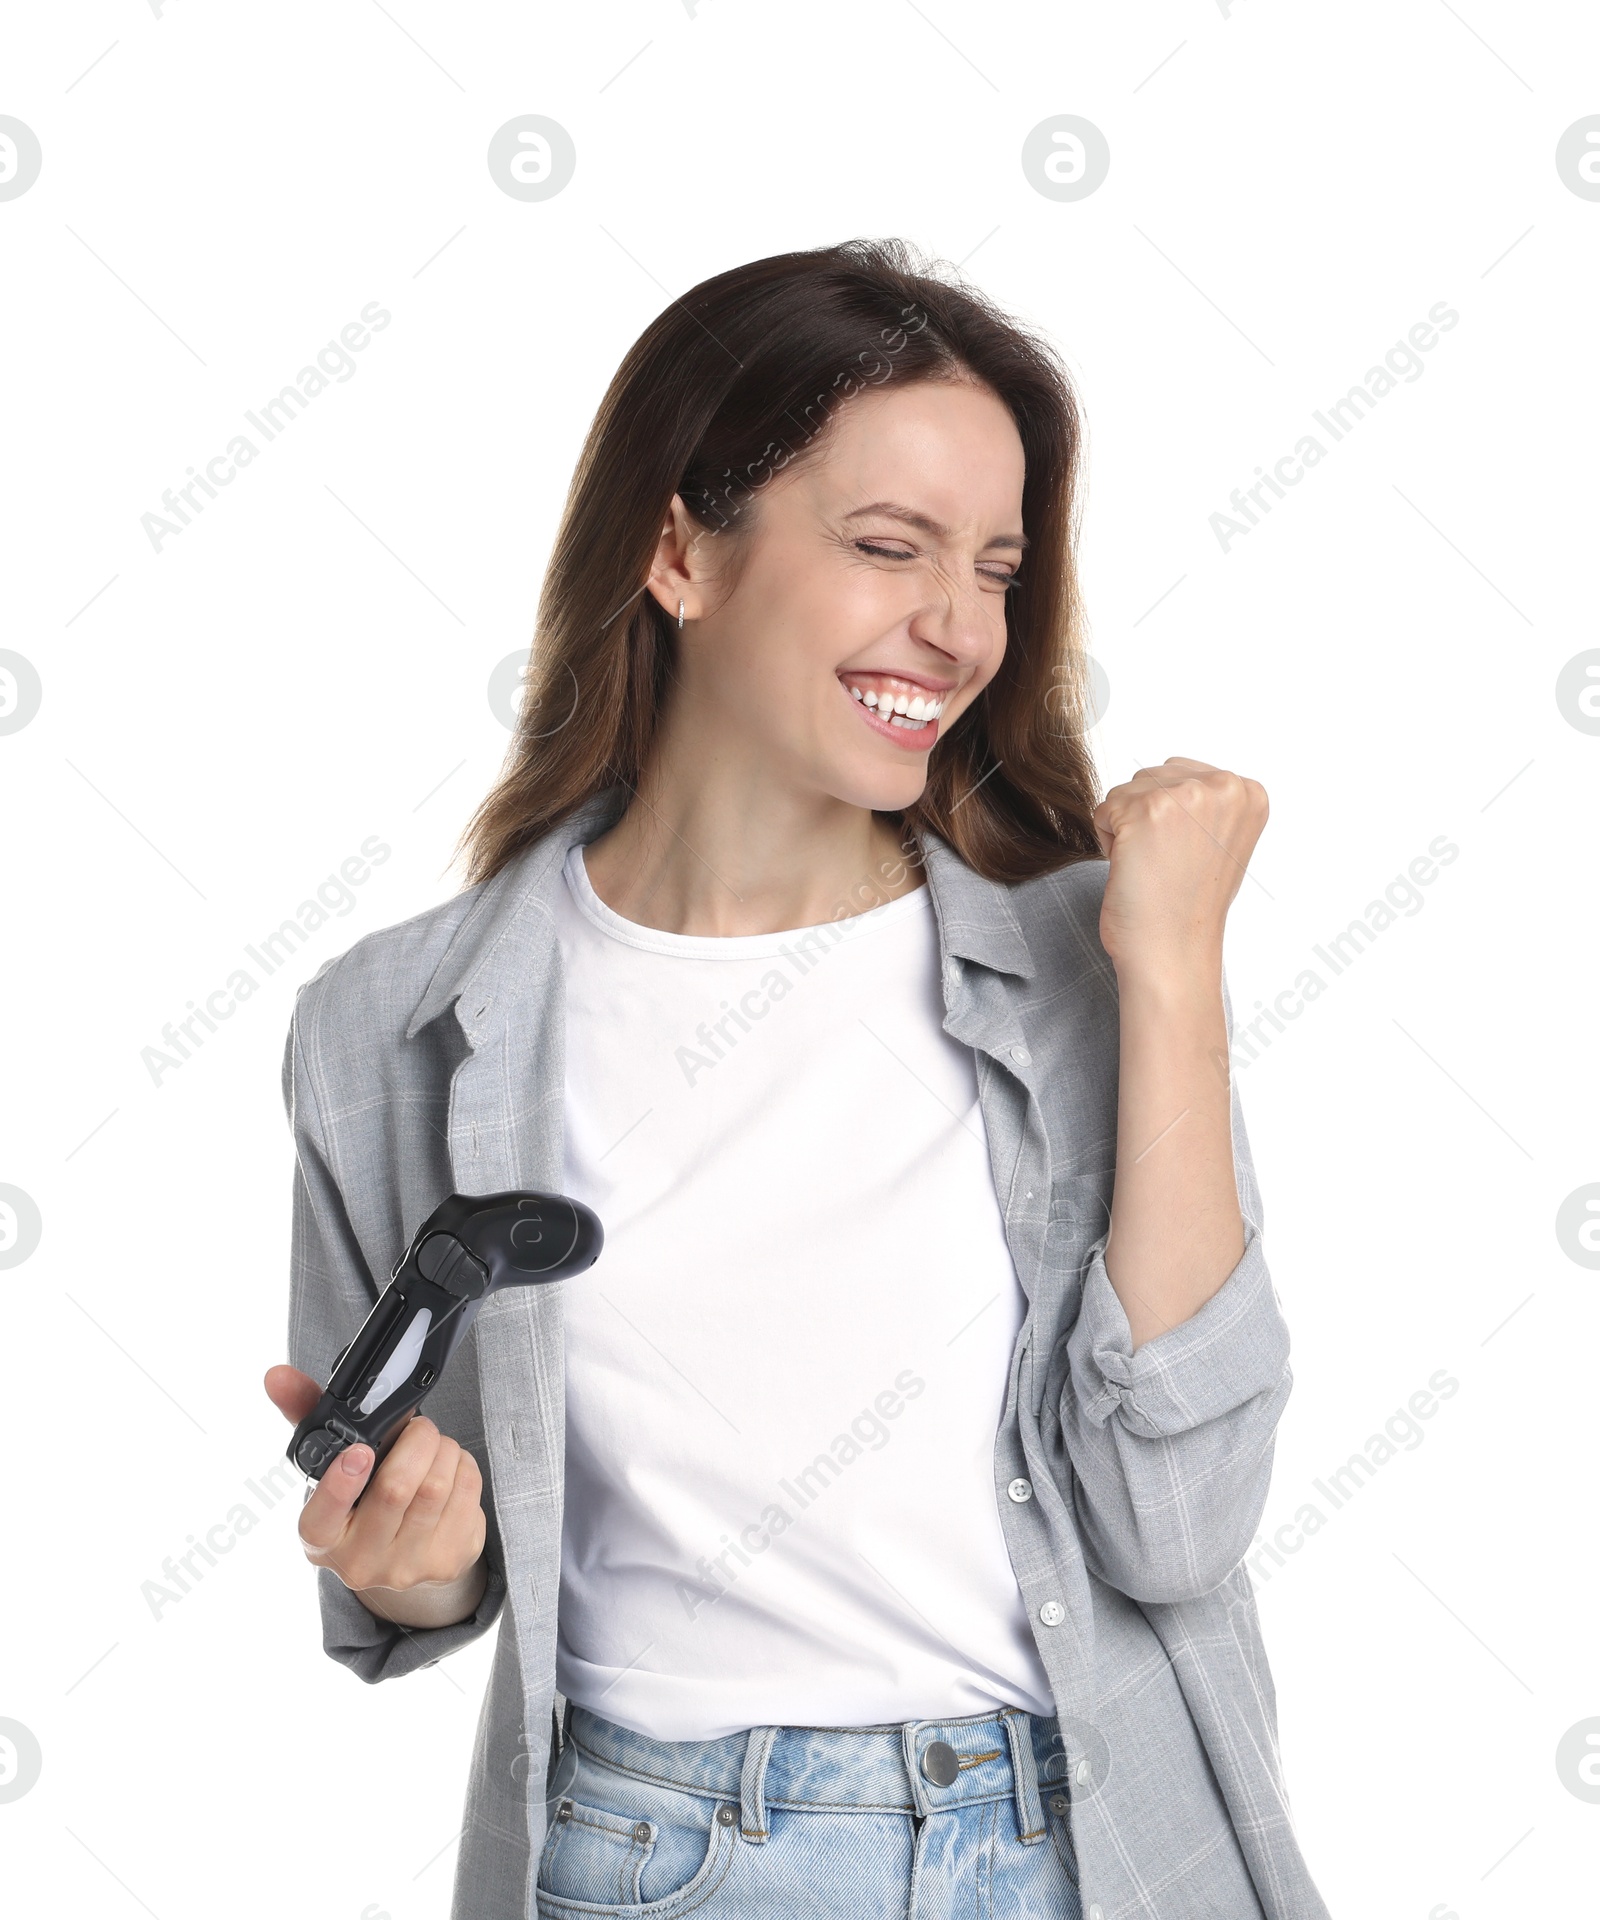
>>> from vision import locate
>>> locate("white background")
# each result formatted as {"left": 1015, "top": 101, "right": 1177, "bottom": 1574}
{"left": 3, "top": 4, "right": 1597, "bottom": 1917}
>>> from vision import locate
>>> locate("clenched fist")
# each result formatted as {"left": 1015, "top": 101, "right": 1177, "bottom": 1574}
{"left": 1091, "top": 756, "right": 1268, "bottom": 977}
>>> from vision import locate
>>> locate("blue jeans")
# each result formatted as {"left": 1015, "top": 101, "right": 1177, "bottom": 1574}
{"left": 539, "top": 1702, "right": 1085, "bottom": 1918}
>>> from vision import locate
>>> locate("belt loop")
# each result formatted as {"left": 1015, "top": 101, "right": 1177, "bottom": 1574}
{"left": 545, "top": 1693, "right": 571, "bottom": 1793}
{"left": 899, "top": 1723, "right": 932, "bottom": 1817}
{"left": 739, "top": 1726, "right": 779, "bottom": 1842}
{"left": 1001, "top": 1709, "right": 1046, "bottom": 1844}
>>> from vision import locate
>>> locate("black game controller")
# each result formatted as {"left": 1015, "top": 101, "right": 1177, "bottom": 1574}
{"left": 288, "top": 1190, "right": 602, "bottom": 1484}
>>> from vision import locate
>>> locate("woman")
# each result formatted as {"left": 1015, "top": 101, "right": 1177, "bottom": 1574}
{"left": 266, "top": 240, "right": 1328, "bottom": 1920}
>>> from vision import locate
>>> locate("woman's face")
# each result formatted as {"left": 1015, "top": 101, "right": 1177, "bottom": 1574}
{"left": 668, "top": 375, "right": 1028, "bottom": 815}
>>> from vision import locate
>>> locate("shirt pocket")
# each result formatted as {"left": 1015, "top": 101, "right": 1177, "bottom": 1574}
{"left": 1043, "top": 1175, "right": 1111, "bottom": 1255}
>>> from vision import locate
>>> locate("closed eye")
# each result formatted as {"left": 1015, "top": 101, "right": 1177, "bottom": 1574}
{"left": 854, "top": 541, "right": 1019, "bottom": 590}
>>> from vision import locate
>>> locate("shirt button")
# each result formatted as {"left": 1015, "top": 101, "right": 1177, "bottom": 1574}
{"left": 1090, "top": 1907, "right": 1105, "bottom": 1920}
{"left": 1039, "top": 1600, "right": 1066, "bottom": 1627}
{"left": 1010, "top": 1044, "right": 1031, "bottom": 1065}
{"left": 1007, "top": 1477, "right": 1033, "bottom": 1503}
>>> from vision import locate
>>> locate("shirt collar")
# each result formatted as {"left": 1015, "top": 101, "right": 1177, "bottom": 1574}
{"left": 403, "top": 784, "right": 1036, "bottom": 1042}
{"left": 916, "top": 824, "right": 1037, "bottom": 983}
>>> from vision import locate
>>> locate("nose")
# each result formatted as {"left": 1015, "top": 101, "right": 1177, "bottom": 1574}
{"left": 904, "top": 552, "right": 1003, "bottom": 668}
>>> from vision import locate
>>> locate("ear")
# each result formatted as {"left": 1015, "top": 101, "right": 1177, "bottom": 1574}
{"left": 644, "top": 494, "right": 715, "bottom": 624}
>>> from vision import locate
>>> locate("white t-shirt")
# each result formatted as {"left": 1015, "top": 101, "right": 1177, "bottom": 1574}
{"left": 552, "top": 841, "right": 1055, "bottom": 1740}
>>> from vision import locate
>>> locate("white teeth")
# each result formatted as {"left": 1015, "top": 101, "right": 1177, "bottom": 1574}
{"left": 843, "top": 679, "right": 944, "bottom": 723}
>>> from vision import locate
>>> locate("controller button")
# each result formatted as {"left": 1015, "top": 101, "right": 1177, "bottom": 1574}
{"left": 417, "top": 1234, "right": 488, "bottom": 1300}
{"left": 295, "top": 1429, "right": 340, "bottom": 1476}
{"left": 416, "top": 1232, "right": 464, "bottom": 1282}
{"left": 444, "top": 1251, "right": 489, "bottom": 1300}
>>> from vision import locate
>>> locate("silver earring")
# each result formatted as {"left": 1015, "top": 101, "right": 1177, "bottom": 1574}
{"left": 678, "top": 598, "right": 685, "bottom": 629}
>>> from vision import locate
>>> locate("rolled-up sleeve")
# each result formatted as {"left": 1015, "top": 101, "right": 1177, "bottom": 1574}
{"left": 282, "top": 987, "right": 507, "bottom": 1682}
{"left": 1058, "top": 974, "right": 1293, "bottom": 1605}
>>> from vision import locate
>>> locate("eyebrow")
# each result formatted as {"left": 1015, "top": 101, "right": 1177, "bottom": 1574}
{"left": 842, "top": 500, "right": 1029, "bottom": 554}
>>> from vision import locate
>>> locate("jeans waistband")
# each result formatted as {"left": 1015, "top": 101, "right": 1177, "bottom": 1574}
{"left": 566, "top": 1704, "right": 1067, "bottom": 1847}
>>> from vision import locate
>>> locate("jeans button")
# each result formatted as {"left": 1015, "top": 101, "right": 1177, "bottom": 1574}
{"left": 920, "top": 1740, "right": 960, "bottom": 1787}
{"left": 717, "top": 1805, "right": 736, "bottom": 1826}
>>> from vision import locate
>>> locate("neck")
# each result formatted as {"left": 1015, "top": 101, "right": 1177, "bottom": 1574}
{"left": 581, "top": 761, "right": 923, "bottom": 938}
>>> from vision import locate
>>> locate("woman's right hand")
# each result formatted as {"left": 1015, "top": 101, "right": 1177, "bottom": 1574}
{"left": 264, "top": 1364, "right": 489, "bottom": 1626}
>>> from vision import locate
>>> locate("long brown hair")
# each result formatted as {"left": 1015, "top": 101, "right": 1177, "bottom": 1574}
{"left": 457, "top": 238, "right": 1102, "bottom": 888}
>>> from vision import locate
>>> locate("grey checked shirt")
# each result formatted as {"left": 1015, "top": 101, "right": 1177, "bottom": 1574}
{"left": 283, "top": 783, "right": 1329, "bottom": 1920}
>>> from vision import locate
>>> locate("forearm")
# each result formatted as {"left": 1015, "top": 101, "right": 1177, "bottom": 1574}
{"left": 1104, "top": 955, "right": 1244, "bottom": 1350}
{"left": 351, "top": 1550, "right": 489, "bottom": 1630}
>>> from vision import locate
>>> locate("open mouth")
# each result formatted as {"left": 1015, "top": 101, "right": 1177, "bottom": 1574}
{"left": 837, "top": 672, "right": 950, "bottom": 749}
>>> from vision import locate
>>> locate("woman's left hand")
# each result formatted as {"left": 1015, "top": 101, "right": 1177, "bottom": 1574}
{"left": 1092, "top": 756, "right": 1268, "bottom": 979}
